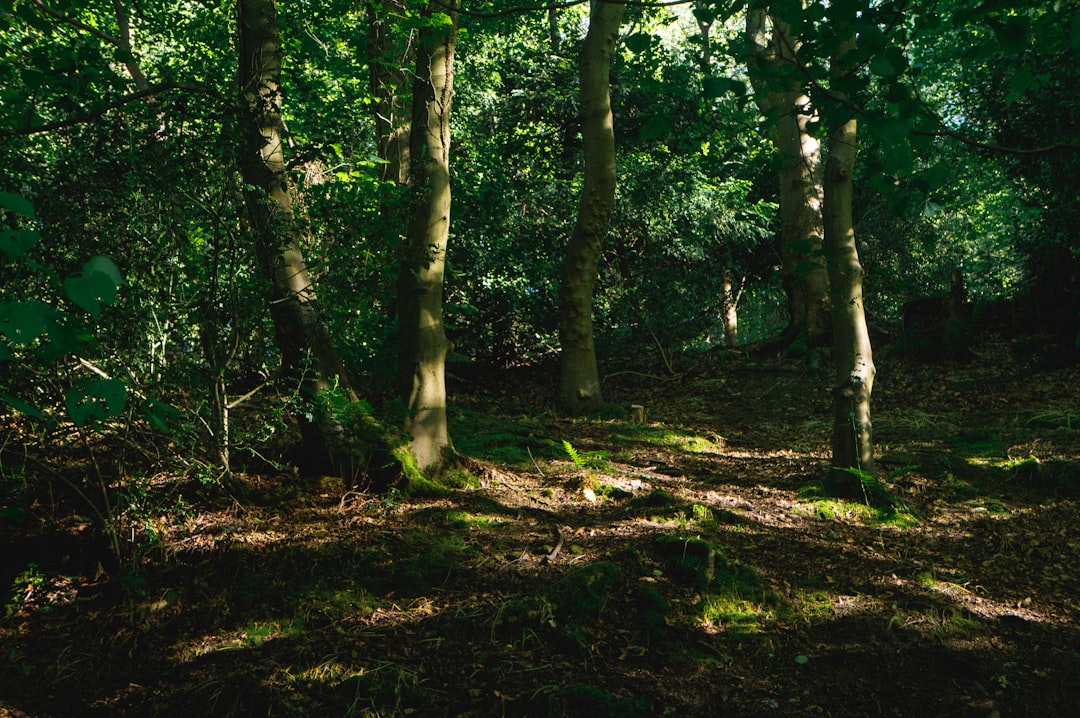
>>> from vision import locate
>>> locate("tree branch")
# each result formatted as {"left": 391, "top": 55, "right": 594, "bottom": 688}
{"left": 0, "top": 82, "right": 225, "bottom": 138}
{"left": 32, "top": 0, "right": 125, "bottom": 47}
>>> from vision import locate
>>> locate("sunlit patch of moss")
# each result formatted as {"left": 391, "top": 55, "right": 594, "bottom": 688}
{"left": 795, "top": 483, "right": 919, "bottom": 527}
{"left": 440, "top": 508, "right": 505, "bottom": 528}
{"left": 937, "top": 608, "right": 979, "bottom": 636}
{"left": 788, "top": 588, "right": 834, "bottom": 623}
{"left": 699, "top": 593, "right": 769, "bottom": 634}
{"left": 235, "top": 617, "right": 305, "bottom": 647}
{"left": 304, "top": 587, "right": 379, "bottom": 621}
{"left": 609, "top": 425, "right": 723, "bottom": 454}
{"left": 964, "top": 499, "right": 1011, "bottom": 514}
{"left": 916, "top": 568, "right": 970, "bottom": 595}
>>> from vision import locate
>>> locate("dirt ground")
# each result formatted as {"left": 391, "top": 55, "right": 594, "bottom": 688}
{"left": 2, "top": 331, "right": 1079, "bottom": 717}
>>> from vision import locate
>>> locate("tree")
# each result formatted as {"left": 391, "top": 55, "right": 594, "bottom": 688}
{"left": 237, "top": 0, "right": 372, "bottom": 478}
{"left": 397, "top": 1, "right": 460, "bottom": 474}
{"left": 746, "top": 3, "right": 831, "bottom": 357}
{"left": 821, "top": 27, "right": 874, "bottom": 495}
{"left": 368, "top": 0, "right": 415, "bottom": 185}
{"left": 558, "top": 0, "right": 624, "bottom": 414}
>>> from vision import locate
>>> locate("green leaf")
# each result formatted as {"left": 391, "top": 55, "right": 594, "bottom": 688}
{"left": 84, "top": 255, "right": 123, "bottom": 288}
{"left": 624, "top": 33, "right": 652, "bottom": 53}
{"left": 0, "top": 341, "right": 11, "bottom": 361}
{"left": 921, "top": 199, "right": 943, "bottom": 217}
{"left": 0, "top": 192, "right": 35, "bottom": 219}
{"left": 869, "top": 49, "right": 905, "bottom": 80}
{"left": 64, "top": 276, "right": 102, "bottom": 319}
{"left": 65, "top": 378, "right": 128, "bottom": 428}
{"left": 45, "top": 320, "right": 91, "bottom": 356}
{"left": 1, "top": 393, "right": 45, "bottom": 420}
{"left": 0, "top": 301, "right": 53, "bottom": 343}
{"left": 63, "top": 256, "right": 122, "bottom": 319}
{"left": 144, "top": 398, "right": 181, "bottom": 432}
{"left": 0, "top": 229, "right": 41, "bottom": 259}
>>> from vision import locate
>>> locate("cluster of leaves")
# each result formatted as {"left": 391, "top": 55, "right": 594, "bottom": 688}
{"left": 1, "top": 192, "right": 125, "bottom": 426}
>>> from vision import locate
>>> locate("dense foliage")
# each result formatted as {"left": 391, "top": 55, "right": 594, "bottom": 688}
{"left": 1, "top": 0, "right": 1076, "bottom": 491}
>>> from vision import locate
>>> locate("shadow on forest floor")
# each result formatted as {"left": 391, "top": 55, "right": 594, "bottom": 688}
{"left": 2, "top": 334, "right": 1080, "bottom": 717}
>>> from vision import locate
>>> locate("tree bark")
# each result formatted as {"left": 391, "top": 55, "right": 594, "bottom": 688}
{"left": 558, "top": 0, "right": 624, "bottom": 415}
{"left": 822, "top": 34, "right": 875, "bottom": 495}
{"left": 397, "top": 1, "right": 458, "bottom": 475}
{"left": 718, "top": 268, "right": 741, "bottom": 347}
{"left": 746, "top": 6, "right": 831, "bottom": 355}
{"left": 237, "top": 0, "right": 373, "bottom": 479}
{"left": 368, "top": 0, "right": 414, "bottom": 185}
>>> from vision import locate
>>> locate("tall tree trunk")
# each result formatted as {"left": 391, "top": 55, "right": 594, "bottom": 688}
{"left": 746, "top": 6, "right": 831, "bottom": 355}
{"left": 237, "top": 0, "right": 366, "bottom": 478}
{"left": 822, "top": 33, "right": 875, "bottom": 495}
{"left": 558, "top": 0, "right": 624, "bottom": 415}
{"left": 397, "top": 0, "right": 458, "bottom": 475}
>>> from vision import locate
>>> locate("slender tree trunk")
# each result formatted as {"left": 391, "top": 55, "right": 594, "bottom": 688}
{"left": 368, "top": 0, "right": 413, "bottom": 185}
{"left": 237, "top": 0, "right": 367, "bottom": 478}
{"left": 397, "top": 0, "right": 458, "bottom": 474}
{"left": 558, "top": 0, "right": 624, "bottom": 415}
{"left": 746, "top": 6, "right": 831, "bottom": 354}
{"left": 719, "top": 268, "right": 741, "bottom": 347}
{"left": 822, "top": 34, "right": 875, "bottom": 495}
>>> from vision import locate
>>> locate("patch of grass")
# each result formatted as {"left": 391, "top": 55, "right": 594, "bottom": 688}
{"left": 304, "top": 587, "right": 380, "bottom": 621}
{"left": 234, "top": 617, "right": 305, "bottom": 647}
{"left": 952, "top": 432, "right": 1006, "bottom": 458}
{"left": 1026, "top": 410, "right": 1079, "bottom": 430}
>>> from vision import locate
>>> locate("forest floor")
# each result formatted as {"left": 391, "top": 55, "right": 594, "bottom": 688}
{"left": 2, "top": 331, "right": 1080, "bottom": 717}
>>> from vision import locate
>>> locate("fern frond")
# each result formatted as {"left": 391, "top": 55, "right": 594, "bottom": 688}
{"left": 562, "top": 439, "right": 586, "bottom": 470}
